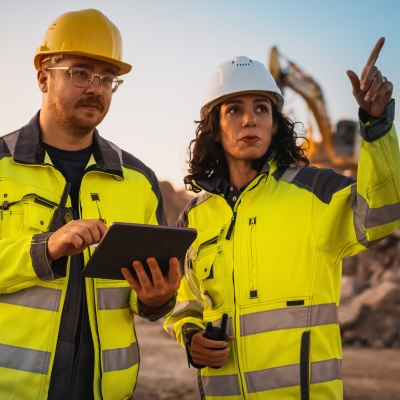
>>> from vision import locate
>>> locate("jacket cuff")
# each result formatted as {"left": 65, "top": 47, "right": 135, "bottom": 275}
{"left": 359, "top": 99, "right": 395, "bottom": 143}
{"left": 183, "top": 323, "right": 206, "bottom": 369}
{"left": 30, "top": 233, "right": 67, "bottom": 280}
{"left": 138, "top": 293, "right": 177, "bottom": 322}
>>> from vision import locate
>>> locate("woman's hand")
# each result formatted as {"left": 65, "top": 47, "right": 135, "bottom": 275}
{"left": 347, "top": 37, "right": 393, "bottom": 119}
{"left": 190, "top": 330, "right": 236, "bottom": 368}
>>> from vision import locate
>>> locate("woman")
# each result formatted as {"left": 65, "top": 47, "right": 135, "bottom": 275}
{"left": 165, "top": 39, "right": 398, "bottom": 400}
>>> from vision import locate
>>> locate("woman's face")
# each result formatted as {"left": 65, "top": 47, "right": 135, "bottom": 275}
{"left": 218, "top": 94, "right": 278, "bottom": 166}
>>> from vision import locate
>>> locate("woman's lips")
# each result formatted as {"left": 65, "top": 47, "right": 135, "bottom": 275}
{"left": 241, "top": 136, "right": 260, "bottom": 142}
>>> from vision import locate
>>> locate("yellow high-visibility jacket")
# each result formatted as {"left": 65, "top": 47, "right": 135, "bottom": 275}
{"left": 165, "top": 102, "right": 399, "bottom": 399}
{"left": 0, "top": 112, "right": 169, "bottom": 400}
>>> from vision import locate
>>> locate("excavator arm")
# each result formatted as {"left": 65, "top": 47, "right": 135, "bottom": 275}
{"left": 269, "top": 47, "right": 357, "bottom": 168}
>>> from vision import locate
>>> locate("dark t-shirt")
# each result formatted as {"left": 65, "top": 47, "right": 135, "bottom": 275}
{"left": 43, "top": 143, "right": 95, "bottom": 400}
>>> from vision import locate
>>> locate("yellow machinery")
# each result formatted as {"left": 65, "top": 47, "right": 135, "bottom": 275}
{"left": 269, "top": 47, "right": 358, "bottom": 174}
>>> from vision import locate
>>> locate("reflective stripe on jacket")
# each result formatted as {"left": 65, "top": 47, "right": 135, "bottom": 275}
{"left": 165, "top": 105, "right": 400, "bottom": 400}
{"left": 0, "top": 112, "right": 166, "bottom": 400}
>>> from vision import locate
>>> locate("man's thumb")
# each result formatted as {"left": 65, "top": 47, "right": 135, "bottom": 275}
{"left": 346, "top": 70, "right": 361, "bottom": 95}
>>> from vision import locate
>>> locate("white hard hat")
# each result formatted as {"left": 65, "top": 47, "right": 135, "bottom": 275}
{"left": 200, "top": 55, "right": 284, "bottom": 119}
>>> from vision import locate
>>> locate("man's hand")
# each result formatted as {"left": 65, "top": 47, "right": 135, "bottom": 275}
{"left": 47, "top": 219, "right": 107, "bottom": 260}
{"left": 190, "top": 330, "right": 236, "bottom": 368}
{"left": 121, "top": 257, "right": 181, "bottom": 314}
{"left": 347, "top": 37, "right": 393, "bottom": 119}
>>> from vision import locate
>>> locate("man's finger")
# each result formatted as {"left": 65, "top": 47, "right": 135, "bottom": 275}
{"left": 121, "top": 267, "right": 141, "bottom": 291}
{"left": 146, "top": 257, "right": 165, "bottom": 289}
{"left": 365, "top": 37, "right": 385, "bottom": 68}
{"left": 133, "top": 261, "right": 152, "bottom": 288}
{"left": 167, "top": 257, "right": 180, "bottom": 287}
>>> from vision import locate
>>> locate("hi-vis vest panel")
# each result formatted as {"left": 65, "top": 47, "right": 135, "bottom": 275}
{"left": 0, "top": 113, "right": 165, "bottom": 400}
{"left": 165, "top": 109, "right": 400, "bottom": 400}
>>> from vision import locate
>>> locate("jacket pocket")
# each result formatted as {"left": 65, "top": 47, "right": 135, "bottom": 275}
{"left": 192, "top": 226, "right": 226, "bottom": 309}
{"left": 0, "top": 198, "right": 55, "bottom": 240}
{"left": 23, "top": 200, "right": 54, "bottom": 235}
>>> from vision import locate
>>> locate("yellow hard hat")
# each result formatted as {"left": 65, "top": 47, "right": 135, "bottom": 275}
{"left": 34, "top": 9, "right": 132, "bottom": 75}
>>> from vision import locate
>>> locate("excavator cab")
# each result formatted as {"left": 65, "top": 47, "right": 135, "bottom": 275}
{"left": 335, "top": 120, "right": 358, "bottom": 158}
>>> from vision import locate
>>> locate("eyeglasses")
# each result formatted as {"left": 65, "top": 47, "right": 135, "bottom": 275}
{"left": 44, "top": 67, "right": 123, "bottom": 94}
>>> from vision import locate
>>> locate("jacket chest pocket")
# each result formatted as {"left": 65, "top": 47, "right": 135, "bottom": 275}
{"left": 191, "top": 226, "right": 226, "bottom": 309}
{"left": 0, "top": 199, "right": 55, "bottom": 240}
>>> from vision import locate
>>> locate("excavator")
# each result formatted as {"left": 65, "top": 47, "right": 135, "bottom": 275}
{"left": 269, "top": 47, "right": 359, "bottom": 176}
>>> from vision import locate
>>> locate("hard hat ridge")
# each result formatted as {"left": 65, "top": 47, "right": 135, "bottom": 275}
{"left": 201, "top": 55, "right": 284, "bottom": 118}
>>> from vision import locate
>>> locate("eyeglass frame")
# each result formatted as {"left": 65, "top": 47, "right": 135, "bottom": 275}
{"left": 43, "top": 66, "right": 123, "bottom": 94}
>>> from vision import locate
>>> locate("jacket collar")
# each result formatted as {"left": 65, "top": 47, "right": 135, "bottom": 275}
{"left": 14, "top": 111, "right": 122, "bottom": 175}
{"left": 195, "top": 150, "right": 278, "bottom": 194}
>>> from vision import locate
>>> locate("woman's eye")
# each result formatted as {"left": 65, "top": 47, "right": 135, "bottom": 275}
{"left": 228, "top": 107, "right": 239, "bottom": 114}
{"left": 257, "top": 105, "right": 268, "bottom": 113}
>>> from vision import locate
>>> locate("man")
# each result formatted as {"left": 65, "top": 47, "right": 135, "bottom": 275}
{"left": 0, "top": 9, "right": 179, "bottom": 400}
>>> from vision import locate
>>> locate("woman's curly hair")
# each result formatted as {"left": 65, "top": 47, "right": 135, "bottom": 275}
{"left": 184, "top": 100, "right": 309, "bottom": 193}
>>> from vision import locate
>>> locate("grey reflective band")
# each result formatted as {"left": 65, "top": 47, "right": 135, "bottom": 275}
{"left": 311, "top": 358, "right": 342, "bottom": 384}
{"left": 97, "top": 287, "right": 131, "bottom": 310}
{"left": 170, "top": 300, "right": 203, "bottom": 317}
{"left": 103, "top": 342, "right": 139, "bottom": 372}
{"left": 241, "top": 303, "right": 338, "bottom": 336}
{"left": 3, "top": 131, "right": 19, "bottom": 155}
{"left": 350, "top": 185, "right": 369, "bottom": 247}
{"left": 245, "top": 358, "right": 342, "bottom": 393}
{"left": 0, "top": 343, "right": 50, "bottom": 374}
{"left": 366, "top": 202, "right": 400, "bottom": 228}
{"left": 246, "top": 363, "right": 299, "bottom": 393}
{"left": 107, "top": 141, "right": 123, "bottom": 164}
{"left": 351, "top": 187, "right": 400, "bottom": 246}
{"left": 280, "top": 167, "right": 301, "bottom": 183}
{"left": 201, "top": 374, "right": 241, "bottom": 397}
{"left": 0, "top": 286, "right": 61, "bottom": 311}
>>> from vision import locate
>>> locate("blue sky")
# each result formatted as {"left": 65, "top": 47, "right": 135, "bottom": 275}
{"left": 1, "top": 0, "right": 399, "bottom": 188}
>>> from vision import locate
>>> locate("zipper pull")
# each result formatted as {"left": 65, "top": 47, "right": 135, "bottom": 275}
{"left": 2, "top": 201, "right": 9, "bottom": 210}
{"left": 225, "top": 212, "right": 237, "bottom": 240}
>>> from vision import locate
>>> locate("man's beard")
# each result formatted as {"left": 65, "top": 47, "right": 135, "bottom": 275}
{"left": 48, "top": 85, "right": 106, "bottom": 138}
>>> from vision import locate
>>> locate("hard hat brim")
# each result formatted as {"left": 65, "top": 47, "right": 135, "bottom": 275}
{"left": 201, "top": 90, "right": 284, "bottom": 119}
{"left": 34, "top": 50, "right": 132, "bottom": 76}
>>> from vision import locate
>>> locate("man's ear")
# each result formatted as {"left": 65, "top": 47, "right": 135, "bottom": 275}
{"left": 37, "top": 69, "right": 49, "bottom": 93}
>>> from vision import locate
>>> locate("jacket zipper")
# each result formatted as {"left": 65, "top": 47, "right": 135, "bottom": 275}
{"left": 249, "top": 217, "right": 258, "bottom": 298}
{"left": 225, "top": 211, "right": 237, "bottom": 240}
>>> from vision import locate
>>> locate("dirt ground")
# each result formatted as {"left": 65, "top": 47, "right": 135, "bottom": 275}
{"left": 133, "top": 317, "right": 400, "bottom": 400}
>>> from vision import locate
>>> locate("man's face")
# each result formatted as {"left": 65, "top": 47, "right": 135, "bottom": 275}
{"left": 43, "top": 56, "right": 118, "bottom": 136}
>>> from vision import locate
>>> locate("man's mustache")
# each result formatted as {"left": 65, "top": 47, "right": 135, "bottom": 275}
{"left": 75, "top": 96, "right": 104, "bottom": 112}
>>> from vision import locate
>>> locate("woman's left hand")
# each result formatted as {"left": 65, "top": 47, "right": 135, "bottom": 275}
{"left": 347, "top": 37, "right": 393, "bottom": 119}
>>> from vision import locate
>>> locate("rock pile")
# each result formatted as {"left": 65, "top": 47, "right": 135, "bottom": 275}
{"left": 339, "top": 229, "right": 400, "bottom": 348}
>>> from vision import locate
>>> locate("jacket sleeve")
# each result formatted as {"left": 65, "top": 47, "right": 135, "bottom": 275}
{"left": 314, "top": 100, "right": 400, "bottom": 262}
{"left": 164, "top": 276, "right": 206, "bottom": 346}
{"left": 163, "top": 210, "right": 206, "bottom": 346}
{"left": 0, "top": 232, "right": 58, "bottom": 293}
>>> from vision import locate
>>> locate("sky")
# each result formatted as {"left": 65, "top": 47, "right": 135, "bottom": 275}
{"left": 1, "top": 0, "right": 399, "bottom": 189}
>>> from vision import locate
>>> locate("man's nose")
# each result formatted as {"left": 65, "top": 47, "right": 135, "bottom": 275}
{"left": 86, "top": 74, "right": 103, "bottom": 95}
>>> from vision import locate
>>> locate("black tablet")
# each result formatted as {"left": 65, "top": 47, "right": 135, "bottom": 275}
{"left": 82, "top": 222, "right": 197, "bottom": 280}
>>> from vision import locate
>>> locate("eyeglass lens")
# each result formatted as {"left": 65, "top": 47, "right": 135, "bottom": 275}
{"left": 71, "top": 68, "right": 119, "bottom": 93}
